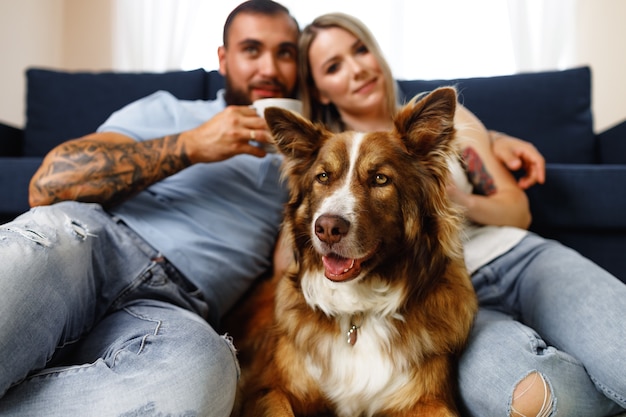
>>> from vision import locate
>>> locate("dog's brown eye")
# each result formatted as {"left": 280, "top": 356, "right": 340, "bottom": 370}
{"left": 316, "top": 172, "right": 330, "bottom": 183}
{"left": 374, "top": 174, "right": 389, "bottom": 186}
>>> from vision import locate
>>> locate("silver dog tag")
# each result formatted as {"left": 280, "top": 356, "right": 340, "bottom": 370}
{"left": 347, "top": 324, "right": 358, "bottom": 346}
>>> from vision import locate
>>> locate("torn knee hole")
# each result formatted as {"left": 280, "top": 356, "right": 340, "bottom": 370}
{"left": 511, "top": 371, "right": 553, "bottom": 417}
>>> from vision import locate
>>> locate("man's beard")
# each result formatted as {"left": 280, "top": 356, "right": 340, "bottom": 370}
{"left": 223, "top": 76, "right": 293, "bottom": 106}
{"left": 223, "top": 76, "right": 252, "bottom": 106}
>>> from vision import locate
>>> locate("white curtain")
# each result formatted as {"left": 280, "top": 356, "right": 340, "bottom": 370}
{"left": 112, "top": 0, "right": 578, "bottom": 78}
{"left": 507, "top": 0, "right": 577, "bottom": 72}
{"left": 112, "top": 0, "right": 200, "bottom": 72}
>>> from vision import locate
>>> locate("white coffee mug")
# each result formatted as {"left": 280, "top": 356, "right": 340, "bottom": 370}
{"left": 252, "top": 98, "right": 303, "bottom": 117}
{"left": 251, "top": 98, "right": 303, "bottom": 152}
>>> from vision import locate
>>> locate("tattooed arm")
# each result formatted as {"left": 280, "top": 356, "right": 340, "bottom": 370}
{"left": 448, "top": 105, "right": 532, "bottom": 229}
{"left": 29, "top": 132, "right": 190, "bottom": 208}
{"left": 29, "top": 105, "right": 274, "bottom": 208}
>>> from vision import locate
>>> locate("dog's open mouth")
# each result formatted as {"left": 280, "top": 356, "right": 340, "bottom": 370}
{"left": 322, "top": 247, "right": 378, "bottom": 282}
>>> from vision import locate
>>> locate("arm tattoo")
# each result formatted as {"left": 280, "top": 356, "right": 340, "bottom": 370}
{"left": 461, "top": 146, "right": 497, "bottom": 196}
{"left": 30, "top": 134, "right": 191, "bottom": 208}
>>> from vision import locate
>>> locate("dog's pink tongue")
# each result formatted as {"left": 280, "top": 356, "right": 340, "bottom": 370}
{"left": 322, "top": 253, "right": 359, "bottom": 282}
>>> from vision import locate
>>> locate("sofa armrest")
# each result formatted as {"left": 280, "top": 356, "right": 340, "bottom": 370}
{"left": 597, "top": 119, "right": 626, "bottom": 164}
{"left": 0, "top": 157, "right": 42, "bottom": 219}
{"left": 0, "top": 122, "right": 23, "bottom": 156}
{"left": 526, "top": 163, "right": 626, "bottom": 230}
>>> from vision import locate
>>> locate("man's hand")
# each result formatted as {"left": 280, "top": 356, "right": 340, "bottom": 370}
{"left": 490, "top": 130, "right": 546, "bottom": 190}
{"left": 182, "top": 105, "right": 274, "bottom": 164}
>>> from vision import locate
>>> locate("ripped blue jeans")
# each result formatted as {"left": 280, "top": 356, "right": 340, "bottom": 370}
{"left": 0, "top": 202, "right": 238, "bottom": 416}
{"left": 459, "top": 233, "right": 626, "bottom": 417}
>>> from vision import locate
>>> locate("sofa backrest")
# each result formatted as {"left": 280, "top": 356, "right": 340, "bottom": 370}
{"left": 24, "top": 68, "right": 210, "bottom": 157}
{"left": 23, "top": 67, "right": 595, "bottom": 164}
{"left": 205, "top": 70, "right": 226, "bottom": 100}
{"left": 397, "top": 66, "right": 595, "bottom": 164}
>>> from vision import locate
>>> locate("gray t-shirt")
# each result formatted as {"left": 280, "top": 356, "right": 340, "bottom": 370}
{"left": 99, "top": 90, "right": 288, "bottom": 323}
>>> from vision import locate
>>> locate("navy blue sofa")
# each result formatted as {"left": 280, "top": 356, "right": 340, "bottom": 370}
{"left": 1, "top": 66, "right": 625, "bottom": 282}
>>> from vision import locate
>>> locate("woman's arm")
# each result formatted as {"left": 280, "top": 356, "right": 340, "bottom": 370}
{"left": 449, "top": 105, "right": 532, "bottom": 229}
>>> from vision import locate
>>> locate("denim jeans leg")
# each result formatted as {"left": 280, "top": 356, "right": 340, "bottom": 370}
{"left": 0, "top": 300, "right": 238, "bottom": 417}
{"left": 458, "top": 309, "right": 623, "bottom": 417}
{"left": 513, "top": 235, "right": 626, "bottom": 411}
{"left": 460, "top": 233, "right": 626, "bottom": 416}
{"left": 0, "top": 202, "right": 237, "bottom": 416}
{"left": 0, "top": 202, "right": 125, "bottom": 395}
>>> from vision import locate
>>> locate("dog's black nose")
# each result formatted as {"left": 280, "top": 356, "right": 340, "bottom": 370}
{"left": 315, "top": 214, "right": 350, "bottom": 244}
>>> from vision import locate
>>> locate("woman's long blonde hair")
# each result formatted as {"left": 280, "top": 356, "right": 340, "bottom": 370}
{"left": 298, "top": 13, "right": 398, "bottom": 132}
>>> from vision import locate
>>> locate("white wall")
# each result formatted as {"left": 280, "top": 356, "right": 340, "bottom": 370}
{"left": 574, "top": 1, "right": 626, "bottom": 131}
{"left": 0, "top": 0, "right": 113, "bottom": 128}
{"left": 0, "top": 0, "right": 64, "bottom": 127}
{"left": 0, "top": 0, "right": 624, "bottom": 131}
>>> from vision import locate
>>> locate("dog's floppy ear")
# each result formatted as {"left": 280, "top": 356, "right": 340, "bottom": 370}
{"left": 393, "top": 87, "right": 457, "bottom": 160}
{"left": 264, "top": 107, "right": 328, "bottom": 163}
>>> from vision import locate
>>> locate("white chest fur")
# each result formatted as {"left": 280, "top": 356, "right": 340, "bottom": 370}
{"left": 304, "top": 315, "right": 412, "bottom": 417}
{"left": 300, "top": 271, "right": 412, "bottom": 417}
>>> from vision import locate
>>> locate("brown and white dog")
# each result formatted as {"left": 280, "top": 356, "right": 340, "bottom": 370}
{"left": 228, "top": 87, "right": 478, "bottom": 417}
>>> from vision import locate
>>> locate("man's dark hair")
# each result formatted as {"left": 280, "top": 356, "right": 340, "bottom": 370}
{"left": 222, "top": 0, "right": 299, "bottom": 46}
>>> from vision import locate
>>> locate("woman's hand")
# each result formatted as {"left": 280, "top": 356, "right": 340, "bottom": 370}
{"left": 489, "top": 130, "right": 545, "bottom": 190}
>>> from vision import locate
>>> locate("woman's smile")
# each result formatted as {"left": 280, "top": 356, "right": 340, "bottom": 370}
{"left": 353, "top": 77, "right": 378, "bottom": 95}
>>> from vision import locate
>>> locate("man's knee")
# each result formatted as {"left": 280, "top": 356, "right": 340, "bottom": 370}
{"left": 511, "top": 371, "right": 554, "bottom": 417}
{"left": 162, "top": 328, "right": 238, "bottom": 415}
{"left": 168, "top": 319, "right": 239, "bottom": 383}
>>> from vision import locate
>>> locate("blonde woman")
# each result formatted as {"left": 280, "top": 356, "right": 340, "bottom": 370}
{"left": 297, "top": 12, "right": 626, "bottom": 417}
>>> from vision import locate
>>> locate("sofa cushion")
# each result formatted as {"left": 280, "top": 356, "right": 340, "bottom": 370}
{"left": 24, "top": 68, "right": 208, "bottom": 157}
{"left": 397, "top": 67, "right": 595, "bottom": 164}
{"left": 526, "top": 163, "right": 626, "bottom": 230}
